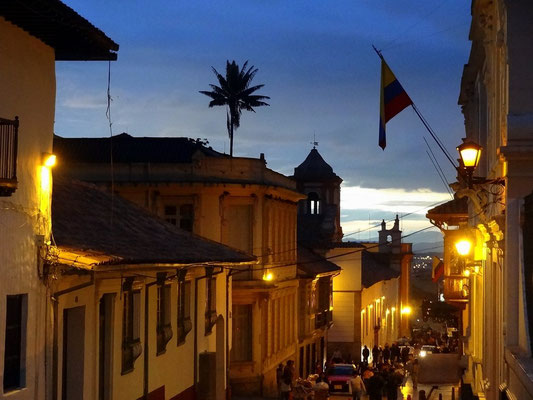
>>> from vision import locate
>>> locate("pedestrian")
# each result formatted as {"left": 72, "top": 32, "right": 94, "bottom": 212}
{"left": 276, "top": 363, "right": 284, "bottom": 400}
{"left": 391, "top": 342, "right": 400, "bottom": 363}
{"left": 349, "top": 371, "right": 366, "bottom": 400}
{"left": 362, "top": 345, "right": 370, "bottom": 365}
{"left": 315, "top": 361, "right": 323, "bottom": 375}
{"left": 332, "top": 348, "right": 343, "bottom": 363}
{"left": 383, "top": 344, "right": 391, "bottom": 364}
{"left": 384, "top": 367, "right": 403, "bottom": 400}
{"left": 401, "top": 345, "right": 410, "bottom": 364}
{"left": 281, "top": 360, "right": 294, "bottom": 400}
{"left": 371, "top": 345, "right": 380, "bottom": 367}
{"left": 365, "top": 370, "right": 385, "bottom": 400}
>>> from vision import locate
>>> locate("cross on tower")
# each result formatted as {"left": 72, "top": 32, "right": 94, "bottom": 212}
{"left": 310, "top": 133, "right": 318, "bottom": 149}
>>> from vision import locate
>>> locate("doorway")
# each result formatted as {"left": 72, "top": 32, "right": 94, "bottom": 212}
{"left": 63, "top": 306, "right": 85, "bottom": 400}
{"left": 99, "top": 294, "right": 115, "bottom": 400}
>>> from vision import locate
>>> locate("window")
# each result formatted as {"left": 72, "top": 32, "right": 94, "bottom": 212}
{"left": 164, "top": 203, "right": 194, "bottom": 232}
{"left": 156, "top": 274, "right": 173, "bottom": 354}
{"left": 177, "top": 272, "right": 192, "bottom": 345}
{"left": 231, "top": 304, "right": 252, "bottom": 361}
{"left": 205, "top": 270, "right": 217, "bottom": 334}
{"left": 307, "top": 192, "right": 320, "bottom": 215}
{"left": 0, "top": 116, "right": 19, "bottom": 197}
{"left": 122, "top": 279, "right": 141, "bottom": 374}
{"left": 4, "top": 294, "right": 27, "bottom": 392}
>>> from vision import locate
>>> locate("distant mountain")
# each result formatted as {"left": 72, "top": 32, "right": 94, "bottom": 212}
{"left": 413, "top": 241, "right": 443, "bottom": 255}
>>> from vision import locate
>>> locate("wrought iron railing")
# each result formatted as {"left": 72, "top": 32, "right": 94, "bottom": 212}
{"left": 0, "top": 116, "right": 19, "bottom": 196}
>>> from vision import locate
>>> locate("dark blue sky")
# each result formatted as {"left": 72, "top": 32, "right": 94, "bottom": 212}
{"left": 56, "top": 1, "right": 471, "bottom": 244}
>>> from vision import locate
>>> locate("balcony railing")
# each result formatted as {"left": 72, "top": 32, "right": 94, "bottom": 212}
{"left": 0, "top": 116, "right": 19, "bottom": 196}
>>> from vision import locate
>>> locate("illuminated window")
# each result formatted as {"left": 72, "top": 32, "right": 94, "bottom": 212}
{"left": 307, "top": 192, "right": 320, "bottom": 215}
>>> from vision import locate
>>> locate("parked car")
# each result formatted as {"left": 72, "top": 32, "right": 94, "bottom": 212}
{"left": 326, "top": 363, "right": 357, "bottom": 393}
{"left": 419, "top": 345, "right": 436, "bottom": 358}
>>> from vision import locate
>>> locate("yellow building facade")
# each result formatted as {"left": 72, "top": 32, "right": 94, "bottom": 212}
{"left": 54, "top": 135, "right": 305, "bottom": 397}
{"left": 0, "top": 3, "right": 117, "bottom": 399}
{"left": 433, "top": 1, "right": 533, "bottom": 398}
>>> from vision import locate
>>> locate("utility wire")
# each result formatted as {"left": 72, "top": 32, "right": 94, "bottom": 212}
{"left": 411, "top": 104, "right": 457, "bottom": 169}
{"left": 426, "top": 150, "right": 453, "bottom": 198}
{"left": 106, "top": 60, "right": 115, "bottom": 250}
{"left": 423, "top": 136, "right": 452, "bottom": 190}
{"left": 381, "top": 0, "right": 450, "bottom": 51}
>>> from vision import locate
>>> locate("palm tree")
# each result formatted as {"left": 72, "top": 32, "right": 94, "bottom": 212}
{"left": 200, "top": 60, "right": 270, "bottom": 157}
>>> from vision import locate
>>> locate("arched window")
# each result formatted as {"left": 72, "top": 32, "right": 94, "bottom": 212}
{"left": 307, "top": 192, "right": 320, "bottom": 215}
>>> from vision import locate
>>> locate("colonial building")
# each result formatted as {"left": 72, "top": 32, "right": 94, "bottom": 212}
{"left": 53, "top": 133, "right": 305, "bottom": 397}
{"left": 0, "top": 2, "right": 117, "bottom": 399}
{"left": 436, "top": 1, "right": 533, "bottom": 398}
{"left": 51, "top": 178, "right": 253, "bottom": 400}
{"left": 293, "top": 148, "right": 412, "bottom": 362}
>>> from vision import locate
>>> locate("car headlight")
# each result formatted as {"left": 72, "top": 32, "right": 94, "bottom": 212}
{"left": 420, "top": 350, "right": 427, "bottom": 357}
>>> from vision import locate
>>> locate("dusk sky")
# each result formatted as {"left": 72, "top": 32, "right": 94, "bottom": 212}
{"left": 55, "top": 1, "right": 472, "bottom": 247}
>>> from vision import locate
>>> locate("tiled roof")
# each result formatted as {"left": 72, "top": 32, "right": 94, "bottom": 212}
{"left": 426, "top": 196, "right": 468, "bottom": 216}
{"left": 1, "top": 0, "right": 118, "bottom": 60}
{"left": 54, "top": 133, "right": 226, "bottom": 164}
{"left": 297, "top": 246, "right": 341, "bottom": 278}
{"left": 361, "top": 251, "right": 399, "bottom": 288}
{"left": 293, "top": 149, "right": 342, "bottom": 182}
{"left": 426, "top": 196, "right": 468, "bottom": 227}
{"left": 52, "top": 178, "right": 255, "bottom": 266}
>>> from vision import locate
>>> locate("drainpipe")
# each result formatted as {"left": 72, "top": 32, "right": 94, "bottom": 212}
{"left": 52, "top": 272, "right": 95, "bottom": 400}
{"left": 194, "top": 267, "right": 224, "bottom": 396}
{"left": 225, "top": 270, "right": 232, "bottom": 400}
{"left": 143, "top": 279, "right": 158, "bottom": 399}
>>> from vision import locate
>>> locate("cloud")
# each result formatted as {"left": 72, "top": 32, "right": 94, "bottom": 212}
{"left": 341, "top": 186, "right": 451, "bottom": 214}
{"left": 62, "top": 94, "right": 107, "bottom": 109}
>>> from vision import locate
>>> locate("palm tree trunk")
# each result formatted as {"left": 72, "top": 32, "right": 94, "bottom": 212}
{"left": 229, "top": 116, "right": 234, "bottom": 157}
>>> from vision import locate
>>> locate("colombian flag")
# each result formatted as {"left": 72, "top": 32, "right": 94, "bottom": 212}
{"left": 379, "top": 59, "right": 412, "bottom": 150}
{"left": 432, "top": 256, "right": 444, "bottom": 283}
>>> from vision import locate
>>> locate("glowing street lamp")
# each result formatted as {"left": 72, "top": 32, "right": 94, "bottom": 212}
{"left": 457, "top": 139, "right": 482, "bottom": 187}
{"left": 42, "top": 153, "right": 57, "bottom": 168}
{"left": 401, "top": 306, "right": 412, "bottom": 315}
{"left": 455, "top": 239, "right": 472, "bottom": 256}
{"left": 262, "top": 272, "right": 273, "bottom": 281}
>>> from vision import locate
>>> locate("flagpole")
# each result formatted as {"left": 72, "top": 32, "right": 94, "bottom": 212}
{"left": 372, "top": 44, "right": 384, "bottom": 60}
{"left": 372, "top": 45, "right": 457, "bottom": 169}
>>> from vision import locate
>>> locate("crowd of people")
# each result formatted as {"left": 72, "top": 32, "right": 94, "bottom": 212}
{"left": 275, "top": 347, "right": 420, "bottom": 400}
{"left": 275, "top": 331, "right": 460, "bottom": 400}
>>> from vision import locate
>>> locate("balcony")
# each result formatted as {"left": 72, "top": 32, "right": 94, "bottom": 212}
{"left": 443, "top": 275, "right": 469, "bottom": 303}
{"left": 0, "top": 117, "right": 19, "bottom": 196}
{"left": 314, "top": 309, "right": 333, "bottom": 329}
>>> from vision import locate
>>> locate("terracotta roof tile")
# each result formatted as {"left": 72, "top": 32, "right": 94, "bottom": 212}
{"left": 1, "top": 0, "right": 118, "bottom": 60}
{"left": 52, "top": 178, "right": 255, "bottom": 266}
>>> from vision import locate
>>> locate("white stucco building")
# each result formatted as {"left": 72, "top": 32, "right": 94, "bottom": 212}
{"left": 0, "top": 2, "right": 117, "bottom": 399}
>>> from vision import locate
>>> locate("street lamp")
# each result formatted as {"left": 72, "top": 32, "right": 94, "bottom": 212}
{"left": 455, "top": 138, "right": 504, "bottom": 189}
{"left": 455, "top": 239, "right": 472, "bottom": 257}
